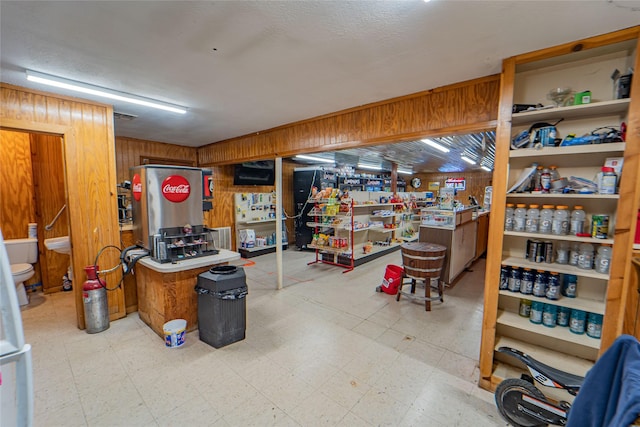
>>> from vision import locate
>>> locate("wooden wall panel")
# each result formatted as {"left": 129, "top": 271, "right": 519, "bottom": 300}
{"left": 31, "top": 133, "right": 69, "bottom": 293}
{"left": 407, "top": 171, "right": 493, "bottom": 205}
{"left": 115, "top": 136, "right": 197, "bottom": 184}
{"left": 203, "top": 160, "right": 296, "bottom": 251}
{"left": 1, "top": 83, "right": 124, "bottom": 329}
{"left": 0, "top": 130, "right": 35, "bottom": 239}
{"left": 197, "top": 75, "right": 500, "bottom": 165}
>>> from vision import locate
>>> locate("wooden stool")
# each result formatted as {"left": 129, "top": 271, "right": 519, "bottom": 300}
{"left": 396, "top": 242, "right": 447, "bottom": 311}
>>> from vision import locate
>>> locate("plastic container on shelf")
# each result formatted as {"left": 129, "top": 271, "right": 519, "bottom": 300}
{"left": 598, "top": 167, "right": 617, "bottom": 195}
{"left": 532, "top": 165, "right": 544, "bottom": 192}
{"left": 504, "top": 203, "right": 515, "bottom": 231}
{"left": 577, "top": 243, "right": 595, "bottom": 270}
{"left": 539, "top": 205, "right": 555, "bottom": 234}
{"left": 519, "top": 299, "right": 532, "bottom": 318}
{"left": 557, "top": 306, "right": 571, "bottom": 327}
{"left": 549, "top": 165, "right": 560, "bottom": 182}
{"left": 513, "top": 204, "right": 528, "bottom": 232}
{"left": 569, "top": 309, "right": 587, "bottom": 334}
{"left": 551, "top": 206, "right": 570, "bottom": 235}
{"left": 530, "top": 301, "right": 544, "bottom": 324}
{"left": 562, "top": 274, "right": 578, "bottom": 298}
{"left": 594, "top": 245, "right": 612, "bottom": 274}
{"left": 542, "top": 304, "right": 557, "bottom": 327}
{"left": 569, "top": 242, "right": 581, "bottom": 266}
{"left": 532, "top": 270, "right": 547, "bottom": 297}
{"left": 586, "top": 313, "right": 603, "bottom": 339}
{"left": 500, "top": 265, "right": 510, "bottom": 290}
{"left": 555, "top": 241, "right": 569, "bottom": 265}
{"left": 570, "top": 205, "right": 586, "bottom": 235}
{"left": 508, "top": 267, "right": 522, "bottom": 292}
{"left": 520, "top": 268, "right": 534, "bottom": 295}
{"left": 540, "top": 168, "right": 552, "bottom": 193}
{"left": 525, "top": 204, "right": 540, "bottom": 233}
{"left": 545, "top": 272, "right": 561, "bottom": 300}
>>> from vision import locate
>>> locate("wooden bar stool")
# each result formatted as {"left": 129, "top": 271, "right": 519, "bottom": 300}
{"left": 396, "top": 242, "right": 447, "bottom": 311}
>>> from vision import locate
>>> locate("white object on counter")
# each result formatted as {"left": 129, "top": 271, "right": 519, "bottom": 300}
{"left": 137, "top": 249, "right": 241, "bottom": 273}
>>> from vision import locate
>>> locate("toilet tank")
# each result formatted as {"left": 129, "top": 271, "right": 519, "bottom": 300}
{"left": 5, "top": 238, "right": 38, "bottom": 264}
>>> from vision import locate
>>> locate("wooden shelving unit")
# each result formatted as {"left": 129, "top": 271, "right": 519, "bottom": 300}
{"left": 479, "top": 28, "right": 640, "bottom": 392}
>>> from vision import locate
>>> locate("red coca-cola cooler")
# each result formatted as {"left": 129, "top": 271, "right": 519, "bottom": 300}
{"left": 131, "top": 165, "right": 215, "bottom": 263}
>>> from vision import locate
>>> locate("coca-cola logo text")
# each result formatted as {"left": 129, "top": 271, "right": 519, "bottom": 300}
{"left": 132, "top": 174, "right": 142, "bottom": 201}
{"left": 162, "top": 175, "right": 191, "bottom": 203}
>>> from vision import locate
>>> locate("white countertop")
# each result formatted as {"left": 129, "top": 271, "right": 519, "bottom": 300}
{"left": 137, "top": 249, "right": 241, "bottom": 273}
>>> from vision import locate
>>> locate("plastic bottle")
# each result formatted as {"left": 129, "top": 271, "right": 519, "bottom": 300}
{"left": 513, "top": 204, "right": 527, "bottom": 232}
{"left": 532, "top": 270, "right": 547, "bottom": 297}
{"left": 525, "top": 204, "right": 540, "bottom": 233}
{"left": 598, "top": 167, "right": 617, "bottom": 195}
{"left": 570, "top": 205, "right": 586, "bottom": 235}
{"left": 557, "top": 306, "right": 571, "bottom": 327}
{"left": 594, "top": 245, "right": 612, "bottom": 274}
{"left": 586, "top": 313, "right": 603, "bottom": 338}
{"left": 540, "top": 168, "right": 552, "bottom": 193}
{"left": 569, "top": 309, "right": 586, "bottom": 334}
{"left": 539, "top": 205, "right": 554, "bottom": 234}
{"left": 562, "top": 274, "right": 578, "bottom": 298}
{"left": 530, "top": 301, "right": 544, "bottom": 324}
{"left": 569, "top": 242, "right": 581, "bottom": 266}
{"left": 520, "top": 268, "right": 534, "bottom": 295}
{"left": 525, "top": 163, "right": 539, "bottom": 192}
{"left": 555, "top": 241, "right": 569, "bottom": 265}
{"left": 549, "top": 165, "right": 560, "bottom": 182}
{"left": 532, "top": 165, "right": 544, "bottom": 192}
{"left": 551, "top": 205, "right": 569, "bottom": 235}
{"left": 542, "top": 304, "right": 557, "bottom": 327}
{"left": 504, "top": 203, "right": 515, "bottom": 231}
{"left": 545, "top": 272, "right": 561, "bottom": 300}
{"left": 577, "top": 243, "right": 595, "bottom": 270}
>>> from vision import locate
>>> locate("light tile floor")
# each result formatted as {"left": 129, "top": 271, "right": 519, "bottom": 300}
{"left": 20, "top": 249, "right": 507, "bottom": 426}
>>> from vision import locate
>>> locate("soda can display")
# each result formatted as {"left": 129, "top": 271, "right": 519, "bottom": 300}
{"left": 591, "top": 215, "right": 610, "bottom": 239}
{"left": 535, "top": 241, "right": 545, "bottom": 263}
{"left": 527, "top": 240, "right": 540, "bottom": 261}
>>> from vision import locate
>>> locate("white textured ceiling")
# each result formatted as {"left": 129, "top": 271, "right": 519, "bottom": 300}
{"left": 1, "top": 1, "right": 639, "bottom": 159}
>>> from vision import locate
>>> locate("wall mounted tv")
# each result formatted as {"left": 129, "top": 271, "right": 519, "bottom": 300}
{"left": 233, "top": 160, "right": 275, "bottom": 186}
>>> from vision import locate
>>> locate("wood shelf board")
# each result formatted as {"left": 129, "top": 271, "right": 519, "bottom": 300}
{"left": 498, "top": 290, "right": 605, "bottom": 314}
{"left": 511, "top": 99, "right": 630, "bottom": 125}
{"left": 494, "top": 335, "right": 594, "bottom": 377}
{"left": 506, "top": 193, "right": 620, "bottom": 200}
{"left": 501, "top": 256, "right": 609, "bottom": 280}
{"left": 504, "top": 230, "right": 614, "bottom": 245}
{"left": 497, "top": 310, "right": 600, "bottom": 350}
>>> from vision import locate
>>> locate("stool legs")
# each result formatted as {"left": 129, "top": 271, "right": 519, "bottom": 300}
{"left": 396, "top": 276, "right": 444, "bottom": 311}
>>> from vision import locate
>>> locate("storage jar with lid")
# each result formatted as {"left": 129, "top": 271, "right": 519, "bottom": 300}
{"left": 555, "top": 241, "right": 569, "bottom": 265}
{"left": 551, "top": 205, "right": 569, "bottom": 235}
{"left": 525, "top": 204, "right": 540, "bottom": 233}
{"left": 539, "top": 205, "right": 554, "bottom": 234}
{"left": 598, "top": 167, "right": 617, "bottom": 195}
{"left": 569, "top": 242, "right": 580, "bottom": 266}
{"left": 542, "top": 304, "right": 557, "bottom": 327}
{"left": 540, "top": 168, "right": 552, "bottom": 193}
{"left": 577, "top": 243, "right": 595, "bottom": 270}
{"left": 513, "top": 204, "right": 527, "bottom": 232}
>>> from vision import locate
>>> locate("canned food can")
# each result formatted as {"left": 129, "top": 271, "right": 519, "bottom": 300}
{"left": 544, "top": 241, "right": 553, "bottom": 263}
{"left": 591, "top": 215, "right": 609, "bottom": 239}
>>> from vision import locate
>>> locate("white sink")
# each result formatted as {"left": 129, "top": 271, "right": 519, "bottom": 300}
{"left": 45, "top": 236, "right": 71, "bottom": 255}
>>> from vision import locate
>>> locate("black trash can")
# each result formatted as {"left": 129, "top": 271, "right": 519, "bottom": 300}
{"left": 195, "top": 265, "right": 248, "bottom": 348}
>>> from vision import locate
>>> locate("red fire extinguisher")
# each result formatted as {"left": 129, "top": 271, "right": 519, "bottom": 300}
{"left": 82, "top": 265, "right": 110, "bottom": 333}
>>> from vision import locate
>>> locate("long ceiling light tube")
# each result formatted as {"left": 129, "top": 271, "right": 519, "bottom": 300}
{"left": 294, "top": 154, "right": 335, "bottom": 164}
{"left": 421, "top": 138, "right": 450, "bottom": 153}
{"left": 25, "top": 70, "right": 187, "bottom": 114}
{"left": 480, "top": 165, "right": 492, "bottom": 172}
{"left": 461, "top": 155, "right": 477, "bottom": 165}
{"left": 357, "top": 163, "right": 384, "bottom": 171}
{"left": 397, "top": 169, "right": 413, "bottom": 175}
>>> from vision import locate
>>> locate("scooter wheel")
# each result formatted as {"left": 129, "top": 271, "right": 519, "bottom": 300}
{"left": 495, "top": 378, "right": 547, "bottom": 427}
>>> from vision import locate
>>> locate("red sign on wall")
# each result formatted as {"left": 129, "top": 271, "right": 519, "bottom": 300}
{"left": 132, "top": 174, "right": 142, "bottom": 201}
{"left": 162, "top": 175, "right": 191, "bottom": 203}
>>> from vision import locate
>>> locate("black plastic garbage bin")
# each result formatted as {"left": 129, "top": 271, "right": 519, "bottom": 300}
{"left": 195, "top": 265, "right": 248, "bottom": 348}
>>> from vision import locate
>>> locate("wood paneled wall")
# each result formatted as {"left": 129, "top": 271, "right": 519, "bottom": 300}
{"left": 198, "top": 76, "right": 500, "bottom": 165}
{"left": 115, "top": 136, "right": 197, "bottom": 184}
{"left": 203, "top": 160, "right": 296, "bottom": 250}
{"left": 408, "top": 171, "right": 493, "bottom": 205}
{"left": 31, "top": 133, "right": 69, "bottom": 293}
{"left": 1, "top": 83, "right": 124, "bottom": 328}
{"left": 0, "top": 130, "right": 35, "bottom": 239}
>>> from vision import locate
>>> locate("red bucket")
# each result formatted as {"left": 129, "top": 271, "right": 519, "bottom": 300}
{"left": 381, "top": 265, "right": 404, "bottom": 295}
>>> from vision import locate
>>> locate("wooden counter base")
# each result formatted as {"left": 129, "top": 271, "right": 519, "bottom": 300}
{"left": 136, "top": 263, "right": 214, "bottom": 337}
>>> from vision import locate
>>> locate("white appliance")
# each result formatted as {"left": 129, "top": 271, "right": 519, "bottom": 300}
{"left": 0, "top": 230, "right": 34, "bottom": 426}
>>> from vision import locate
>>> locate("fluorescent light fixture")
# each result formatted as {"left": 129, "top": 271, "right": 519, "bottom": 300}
{"left": 481, "top": 165, "right": 492, "bottom": 172}
{"left": 294, "top": 154, "right": 335, "bottom": 164}
{"left": 421, "top": 138, "right": 450, "bottom": 153}
{"left": 461, "top": 156, "right": 476, "bottom": 165}
{"left": 358, "top": 163, "right": 383, "bottom": 171}
{"left": 397, "top": 169, "right": 413, "bottom": 175}
{"left": 26, "top": 70, "right": 187, "bottom": 114}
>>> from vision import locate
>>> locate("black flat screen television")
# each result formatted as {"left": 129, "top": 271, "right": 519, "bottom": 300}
{"left": 233, "top": 160, "right": 275, "bottom": 186}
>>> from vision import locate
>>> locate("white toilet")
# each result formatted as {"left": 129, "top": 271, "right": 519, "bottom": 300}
{"left": 5, "top": 238, "right": 38, "bottom": 306}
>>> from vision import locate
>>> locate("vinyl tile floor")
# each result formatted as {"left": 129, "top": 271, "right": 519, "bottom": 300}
{"left": 18, "top": 249, "right": 507, "bottom": 426}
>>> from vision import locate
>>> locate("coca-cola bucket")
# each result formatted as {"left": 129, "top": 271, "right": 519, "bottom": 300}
{"left": 381, "top": 265, "right": 404, "bottom": 295}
